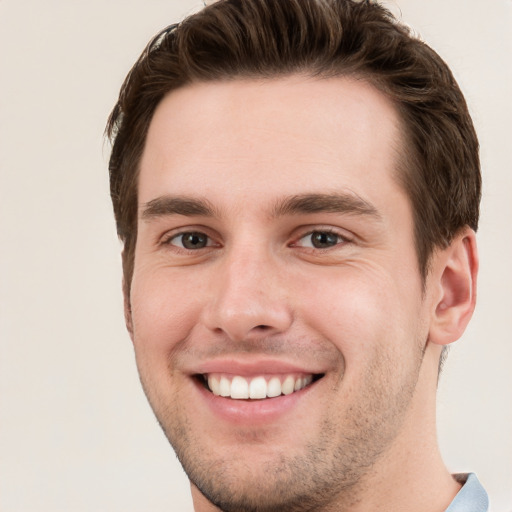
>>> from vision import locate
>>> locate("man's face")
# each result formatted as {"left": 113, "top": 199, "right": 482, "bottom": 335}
{"left": 130, "top": 77, "right": 436, "bottom": 511}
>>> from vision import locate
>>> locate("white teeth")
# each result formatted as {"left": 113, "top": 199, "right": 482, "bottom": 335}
{"left": 267, "top": 377, "right": 282, "bottom": 398}
{"left": 219, "top": 376, "right": 231, "bottom": 397}
{"left": 231, "top": 376, "right": 249, "bottom": 399}
{"left": 249, "top": 376, "right": 267, "bottom": 399}
{"left": 205, "top": 373, "right": 315, "bottom": 399}
{"left": 281, "top": 375, "right": 295, "bottom": 395}
{"left": 208, "top": 375, "right": 220, "bottom": 395}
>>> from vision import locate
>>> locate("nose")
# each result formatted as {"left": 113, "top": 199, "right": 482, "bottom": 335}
{"left": 201, "top": 246, "right": 293, "bottom": 342}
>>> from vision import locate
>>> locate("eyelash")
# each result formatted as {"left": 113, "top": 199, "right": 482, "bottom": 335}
{"left": 293, "top": 228, "right": 350, "bottom": 250}
{"left": 161, "top": 231, "right": 217, "bottom": 250}
{"left": 160, "top": 227, "right": 352, "bottom": 252}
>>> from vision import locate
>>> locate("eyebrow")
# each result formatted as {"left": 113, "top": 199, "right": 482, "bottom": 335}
{"left": 271, "top": 193, "right": 381, "bottom": 219}
{"left": 141, "top": 196, "right": 218, "bottom": 219}
{"left": 141, "top": 192, "right": 381, "bottom": 221}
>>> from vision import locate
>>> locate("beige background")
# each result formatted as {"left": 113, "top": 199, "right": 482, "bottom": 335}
{"left": 1, "top": 0, "right": 511, "bottom": 510}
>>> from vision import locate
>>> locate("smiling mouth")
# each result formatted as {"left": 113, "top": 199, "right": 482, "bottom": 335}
{"left": 199, "top": 373, "right": 323, "bottom": 400}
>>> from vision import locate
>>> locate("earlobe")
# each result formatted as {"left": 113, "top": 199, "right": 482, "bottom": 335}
{"left": 123, "top": 278, "right": 134, "bottom": 341}
{"left": 429, "top": 228, "right": 478, "bottom": 346}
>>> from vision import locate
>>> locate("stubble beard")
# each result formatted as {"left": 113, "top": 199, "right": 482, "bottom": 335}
{"left": 139, "top": 342, "right": 425, "bottom": 512}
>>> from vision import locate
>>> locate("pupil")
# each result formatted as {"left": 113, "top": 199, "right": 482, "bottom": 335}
{"left": 183, "top": 232, "right": 207, "bottom": 249}
{"left": 312, "top": 232, "right": 337, "bottom": 248}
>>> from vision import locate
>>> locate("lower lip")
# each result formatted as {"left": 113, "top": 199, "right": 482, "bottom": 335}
{"left": 193, "top": 377, "right": 317, "bottom": 425}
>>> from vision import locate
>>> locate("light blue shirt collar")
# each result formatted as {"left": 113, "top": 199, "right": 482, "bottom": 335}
{"left": 445, "top": 473, "right": 489, "bottom": 512}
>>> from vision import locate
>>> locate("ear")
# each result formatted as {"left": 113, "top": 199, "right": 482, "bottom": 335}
{"left": 428, "top": 228, "right": 478, "bottom": 346}
{"left": 123, "top": 277, "right": 134, "bottom": 341}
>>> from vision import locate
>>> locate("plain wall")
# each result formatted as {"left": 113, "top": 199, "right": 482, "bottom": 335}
{"left": 1, "top": 0, "right": 511, "bottom": 510}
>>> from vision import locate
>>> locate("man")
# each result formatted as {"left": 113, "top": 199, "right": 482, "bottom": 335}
{"left": 106, "top": 0, "right": 488, "bottom": 510}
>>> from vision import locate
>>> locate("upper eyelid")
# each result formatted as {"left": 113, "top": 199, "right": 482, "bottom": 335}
{"left": 162, "top": 230, "right": 217, "bottom": 245}
{"left": 293, "top": 225, "right": 354, "bottom": 242}
{"left": 159, "top": 225, "right": 217, "bottom": 240}
{"left": 158, "top": 231, "right": 221, "bottom": 255}
{"left": 292, "top": 231, "right": 350, "bottom": 249}
{"left": 156, "top": 224, "right": 354, "bottom": 247}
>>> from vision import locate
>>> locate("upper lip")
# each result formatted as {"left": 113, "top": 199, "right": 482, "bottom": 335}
{"left": 190, "top": 357, "right": 325, "bottom": 377}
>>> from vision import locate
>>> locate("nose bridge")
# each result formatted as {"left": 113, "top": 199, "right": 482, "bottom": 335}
{"left": 203, "top": 240, "right": 292, "bottom": 341}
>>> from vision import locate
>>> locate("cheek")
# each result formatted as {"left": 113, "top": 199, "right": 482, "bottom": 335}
{"left": 296, "top": 263, "right": 425, "bottom": 363}
{"left": 130, "top": 268, "right": 204, "bottom": 359}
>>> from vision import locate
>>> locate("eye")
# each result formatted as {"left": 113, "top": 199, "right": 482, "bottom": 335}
{"left": 296, "top": 230, "right": 346, "bottom": 249}
{"left": 167, "top": 231, "right": 212, "bottom": 250}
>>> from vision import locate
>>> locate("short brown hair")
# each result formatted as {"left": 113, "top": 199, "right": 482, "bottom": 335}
{"left": 106, "top": 0, "right": 480, "bottom": 294}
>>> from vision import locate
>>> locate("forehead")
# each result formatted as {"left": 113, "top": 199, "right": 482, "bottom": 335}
{"left": 139, "top": 76, "right": 404, "bottom": 214}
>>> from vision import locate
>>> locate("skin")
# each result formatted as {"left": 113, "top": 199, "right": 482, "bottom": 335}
{"left": 127, "top": 76, "right": 478, "bottom": 511}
